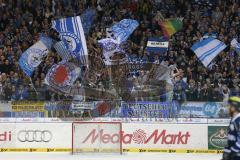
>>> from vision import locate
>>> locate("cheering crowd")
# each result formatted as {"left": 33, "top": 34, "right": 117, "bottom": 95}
{"left": 0, "top": 0, "right": 240, "bottom": 102}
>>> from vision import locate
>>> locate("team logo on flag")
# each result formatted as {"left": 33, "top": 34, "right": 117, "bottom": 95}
{"left": 99, "top": 38, "right": 118, "bottom": 52}
{"left": 27, "top": 48, "right": 48, "bottom": 68}
{"left": 61, "top": 32, "right": 80, "bottom": 54}
{"left": 45, "top": 62, "right": 80, "bottom": 94}
{"left": 98, "top": 38, "right": 128, "bottom": 65}
{"left": 52, "top": 16, "right": 88, "bottom": 65}
{"left": 19, "top": 40, "right": 51, "bottom": 76}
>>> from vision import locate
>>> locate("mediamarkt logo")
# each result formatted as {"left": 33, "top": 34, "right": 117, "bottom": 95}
{"left": 82, "top": 129, "right": 190, "bottom": 144}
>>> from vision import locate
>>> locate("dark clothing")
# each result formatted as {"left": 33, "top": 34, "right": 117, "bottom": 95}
{"left": 224, "top": 114, "right": 240, "bottom": 160}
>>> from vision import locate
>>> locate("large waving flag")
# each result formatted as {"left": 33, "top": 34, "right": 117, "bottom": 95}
{"left": 52, "top": 16, "right": 88, "bottom": 66}
{"left": 111, "top": 19, "right": 139, "bottom": 43}
{"left": 19, "top": 38, "right": 52, "bottom": 76}
{"left": 191, "top": 37, "right": 226, "bottom": 67}
{"left": 53, "top": 41, "right": 72, "bottom": 62}
{"left": 45, "top": 62, "right": 80, "bottom": 94}
{"left": 159, "top": 18, "right": 183, "bottom": 38}
{"left": 98, "top": 38, "right": 128, "bottom": 65}
{"left": 231, "top": 38, "right": 240, "bottom": 55}
{"left": 39, "top": 35, "right": 54, "bottom": 50}
{"left": 81, "top": 9, "right": 96, "bottom": 34}
{"left": 146, "top": 37, "right": 169, "bottom": 53}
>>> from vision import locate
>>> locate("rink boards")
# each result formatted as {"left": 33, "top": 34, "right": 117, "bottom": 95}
{"left": 0, "top": 118, "right": 228, "bottom": 154}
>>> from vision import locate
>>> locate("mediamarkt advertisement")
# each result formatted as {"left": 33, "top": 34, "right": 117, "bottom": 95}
{"left": 80, "top": 123, "right": 208, "bottom": 149}
{"left": 0, "top": 122, "right": 224, "bottom": 152}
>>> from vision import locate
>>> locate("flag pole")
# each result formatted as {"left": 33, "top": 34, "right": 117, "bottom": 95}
{"left": 29, "top": 77, "right": 38, "bottom": 95}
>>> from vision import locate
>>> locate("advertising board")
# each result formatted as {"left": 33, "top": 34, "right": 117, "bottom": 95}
{"left": 208, "top": 126, "right": 228, "bottom": 150}
{"left": 0, "top": 123, "right": 15, "bottom": 148}
{"left": 11, "top": 112, "right": 45, "bottom": 118}
{"left": 44, "top": 101, "right": 71, "bottom": 111}
{"left": 0, "top": 101, "right": 229, "bottom": 119}
{"left": 123, "top": 123, "right": 208, "bottom": 149}
{"left": 11, "top": 101, "right": 45, "bottom": 112}
{"left": 119, "top": 102, "right": 172, "bottom": 118}
{"left": 0, "top": 123, "right": 71, "bottom": 149}
{"left": 0, "top": 122, "right": 230, "bottom": 153}
{"left": 179, "top": 102, "right": 228, "bottom": 118}
{"left": 0, "top": 102, "right": 11, "bottom": 112}
{"left": 80, "top": 123, "right": 208, "bottom": 150}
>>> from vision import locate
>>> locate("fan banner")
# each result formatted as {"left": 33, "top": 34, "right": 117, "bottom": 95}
{"left": 19, "top": 40, "right": 51, "bottom": 76}
{"left": 52, "top": 16, "right": 88, "bottom": 65}
{"left": 98, "top": 38, "right": 128, "bottom": 65}
{"left": 111, "top": 19, "right": 139, "bottom": 43}
{"left": 45, "top": 62, "right": 80, "bottom": 94}
{"left": 146, "top": 37, "right": 169, "bottom": 53}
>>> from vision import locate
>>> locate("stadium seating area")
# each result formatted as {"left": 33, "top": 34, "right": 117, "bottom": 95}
{"left": 0, "top": 0, "right": 239, "bottom": 102}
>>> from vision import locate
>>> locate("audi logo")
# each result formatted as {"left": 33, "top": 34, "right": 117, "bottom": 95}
{"left": 17, "top": 130, "right": 52, "bottom": 142}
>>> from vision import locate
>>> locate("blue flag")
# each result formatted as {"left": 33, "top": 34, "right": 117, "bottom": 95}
{"left": 81, "top": 9, "right": 96, "bottom": 34}
{"left": 53, "top": 41, "right": 72, "bottom": 63}
{"left": 19, "top": 39, "right": 51, "bottom": 76}
{"left": 98, "top": 38, "right": 128, "bottom": 65}
{"left": 191, "top": 37, "right": 226, "bottom": 67}
{"left": 52, "top": 16, "right": 88, "bottom": 66}
{"left": 146, "top": 37, "right": 169, "bottom": 53}
{"left": 39, "top": 34, "right": 54, "bottom": 50}
{"left": 111, "top": 19, "right": 139, "bottom": 43}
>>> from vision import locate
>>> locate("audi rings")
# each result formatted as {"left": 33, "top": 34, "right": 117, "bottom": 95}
{"left": 17, "top": 130, "right": 52, "bottom": 142}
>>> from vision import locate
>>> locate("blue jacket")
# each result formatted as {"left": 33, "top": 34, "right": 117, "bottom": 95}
{"left": 224, "top": 113, "right": 240, "bottom": 159}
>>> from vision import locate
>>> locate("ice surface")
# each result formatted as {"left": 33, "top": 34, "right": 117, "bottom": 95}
{"left": 0, "top": 153, "right": 221, "bottom": 160}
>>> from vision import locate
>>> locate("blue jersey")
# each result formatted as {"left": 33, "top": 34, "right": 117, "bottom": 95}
{"left": 224, "top": 113, "right": 240, "bottom": 159}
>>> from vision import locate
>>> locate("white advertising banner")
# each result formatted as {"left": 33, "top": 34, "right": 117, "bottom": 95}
{"left": 0, "top": 123, "right": 71, "bottom": 149}
{"left": 0, "top": 122, "right": 225, "bottom": 152}
{"left": 123, "top": 123, "right": 208, "bottom": 149}
{"left": 80, "top": 123, "right": 208, "bottom": 150}
{"left": 0, "top": 123, "right": 16, "bottom": 148}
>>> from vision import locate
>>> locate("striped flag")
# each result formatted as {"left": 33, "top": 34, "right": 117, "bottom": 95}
{"left": 146, "top": 37, "right": 169, "bottom": 53}
{"left": 191, "top": 37, "right": 226, "bottom": 67}
{"left": 53, "top": 41, "right": 71, "bottom": 62}
{"left": 52, "top": 16, "right": 88, "bottom": 66}
{"left": 159, "top": 18, "right": 183, "bottom": 38}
